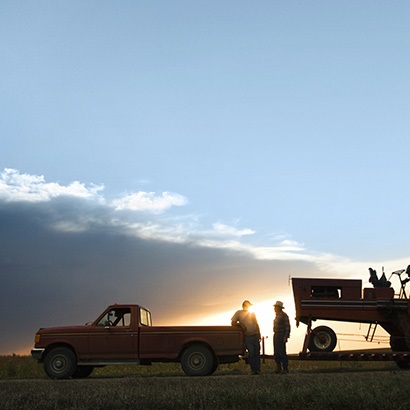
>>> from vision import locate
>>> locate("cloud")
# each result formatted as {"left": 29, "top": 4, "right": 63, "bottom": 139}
{"left": 2, "top": 168, "right": 405, "bottom": 270}
{"left": 1, "top": 168, "right": 408, "bottom": 355}
{"left": 212, "top": 223, "right": 255, "bottom": 237}
{"left": 123, "top": 221, "right": 189, "bottom": 243}
{"left": 1, "top": 168, "right": 401, "bottom": 268}
{"left": 0, "top": 168, "right": 103, "bottom": 202}
{"left": 112, "top": 191, "right": 188, "bottom": 213}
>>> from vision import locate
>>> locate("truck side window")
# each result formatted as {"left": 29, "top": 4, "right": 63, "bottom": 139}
{"left": 311, "top": 286, "right": 341, "bottom": 299}
{"left": 117, "top": 310, "right": 131, "bottom": 326}
{"left": 140, "top": 308, "right": 152, "bottom": 326}
{"left": 97, "top": 308, "right": 131, "bottom": 327}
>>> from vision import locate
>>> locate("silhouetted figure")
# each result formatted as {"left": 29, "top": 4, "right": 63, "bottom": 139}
{"left": 273, "top": 300, "right": 290, "bottom": 374}
{"left": 231, "top": 300, "right": 261, "bottom": 375}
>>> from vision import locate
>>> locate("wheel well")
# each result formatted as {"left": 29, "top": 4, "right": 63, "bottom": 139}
{"left": 42, "top": 344, "right": 77, "bottom": 362}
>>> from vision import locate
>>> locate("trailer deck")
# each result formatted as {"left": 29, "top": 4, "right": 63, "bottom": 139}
{"left": 263, "top": 349, "right": 410, "bottom": 362}
{"left": 290, "top": 349, "right": 410, "bottom": 362}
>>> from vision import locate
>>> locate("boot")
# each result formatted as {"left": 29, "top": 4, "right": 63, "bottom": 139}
{"left": 282, "top": 367, "right": 289, "bottom": 374}
{"left": 275, "top": 363, "right": 281, "bottom": 374}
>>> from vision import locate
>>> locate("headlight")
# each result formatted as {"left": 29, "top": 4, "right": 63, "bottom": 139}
{"left": 35, "top": 333, "right": 41, "bottom": 344}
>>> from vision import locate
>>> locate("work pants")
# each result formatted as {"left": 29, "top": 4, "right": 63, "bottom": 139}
{"left": 274, "top": 332, "right": 288, "bottom": 369}
{"left": 244, "top": 334, "right": 261, "bottom": 372}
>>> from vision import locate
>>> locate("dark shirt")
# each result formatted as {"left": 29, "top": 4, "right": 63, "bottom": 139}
{"left": 273, "top": 311, "right": 290, "bottom": 339}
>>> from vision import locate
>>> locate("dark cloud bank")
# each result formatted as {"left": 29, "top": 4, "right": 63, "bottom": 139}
{"left": 0, "top": 198, "right": 316, "bottom": 354}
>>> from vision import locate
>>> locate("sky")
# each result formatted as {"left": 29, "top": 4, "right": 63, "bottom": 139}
{"left": 1, "top": 1, "right": 410, "bottom": 356}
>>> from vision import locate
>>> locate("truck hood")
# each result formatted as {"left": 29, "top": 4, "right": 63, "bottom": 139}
{"left": 37, "top": 324, "right": 92, "bottom": 333}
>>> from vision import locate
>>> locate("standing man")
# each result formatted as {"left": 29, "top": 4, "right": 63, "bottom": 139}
{"left": 273, "top": 300, "right": 290, "bottom": 374}
{"left": 231, "top": 300, "right": 261, "bottom": 375}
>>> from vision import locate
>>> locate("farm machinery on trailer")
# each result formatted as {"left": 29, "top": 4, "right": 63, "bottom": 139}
{"left": 292, "top": 265, "right": 410, "bottom": 368}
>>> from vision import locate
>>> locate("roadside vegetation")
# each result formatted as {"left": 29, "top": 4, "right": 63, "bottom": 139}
{"left": 1, "top": 355, "right": 410, "bottom": 409}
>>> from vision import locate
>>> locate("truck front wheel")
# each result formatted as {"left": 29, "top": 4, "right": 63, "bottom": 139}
{"left": 308, "top": 326, "right": 337, "bottom": 352}
{"left": 181, "top": 345, "right": 216, "bottom": 376}
{"left": 44, "top": 347, "right": 77, "bottom": 379}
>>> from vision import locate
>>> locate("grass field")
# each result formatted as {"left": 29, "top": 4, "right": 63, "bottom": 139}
{"left": 1, "top": 355, "right": 409, "bottom": 409}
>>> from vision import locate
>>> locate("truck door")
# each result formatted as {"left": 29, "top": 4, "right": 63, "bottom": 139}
{"left": 88, "top": 307, "right": 138, "bottom": 359}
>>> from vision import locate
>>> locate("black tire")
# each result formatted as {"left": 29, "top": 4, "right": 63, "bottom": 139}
{"left": 390, "top": 335, "right": 407, "bottom": 352}
{"left": 72, "top": 365, "right": 94, "bottom": 378}
{"left": 395, "top": 360, "right": 410, "bottom": 369}
{"left": 390, "top": 335, "right": 410, "bottom": 369}
{"left": 406, "top": 327, "right": 410, "bottom": 350}
{"left": 308, "top": 326, "right": 337, "bottom": 352}
{"left": 209, "top": 359, "right": 219, "bottom": 375}
{"left": 180, "top": 345, "right": 216, "bottom": 376}
{"left": 43, "top": 347, "right": 77, "bottom": 379}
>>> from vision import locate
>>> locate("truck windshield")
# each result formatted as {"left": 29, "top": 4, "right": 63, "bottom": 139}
{"left": 97, "top": 308, "right": 131, "bottom": 327}
{"left": 140, "top": 308, "right": 152, "bottom": 326}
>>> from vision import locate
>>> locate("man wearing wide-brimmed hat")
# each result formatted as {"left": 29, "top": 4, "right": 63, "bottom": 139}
{"left": 273, "top": 300, "right": 290, "bottom": 374}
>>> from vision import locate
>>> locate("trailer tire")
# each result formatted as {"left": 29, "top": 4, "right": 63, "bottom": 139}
{"left": 395, "top": 360, "right": 410, "bottom": 369}
{"left": 406, "top": 327, "right": 410, "bottom": 350}
{"left": 180, "top": 344, "right": 216, "bottom": 376}
{"left": 44, "top": 347, "right": 77, "bottom": 379}
{"left": 308, "top": 326, "right": 337, "bottom": 352}
{"left": 390, "top": 335, "right": 407, "bottom": 352}
{"left": 391, "top": 333, "right": 410, "bottom": 369}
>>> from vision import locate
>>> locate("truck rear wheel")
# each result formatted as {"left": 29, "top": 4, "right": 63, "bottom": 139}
{"left": 181, "top": 345, "right": 216, "bottom": 376}
{"left": 308, "top": 326, "right": 337, "bottom": 352}
{"left": 44, "top": 347, "right": 77, "bottom": 379}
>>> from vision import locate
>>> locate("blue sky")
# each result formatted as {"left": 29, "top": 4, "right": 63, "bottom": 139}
{"left": 1, "top": 1, "right": 410, "bottom": 354}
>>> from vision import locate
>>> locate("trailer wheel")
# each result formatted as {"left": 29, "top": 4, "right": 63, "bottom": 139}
{"left": 181, "top": 344, "right": 216, "bottom": 376}
{"left": 43, "top": 347, "right": 77, "bottom": 379}
{"left": 308, "top": 326, "right": 337, "bottom": 352}
{"left": 395, "top": 360, "right": 410, "bottom": 369}
{"left": 390, "top": 335, "right": 407, "bottom": 352}
{"left": 390, "top": 334, "right": 410, "bottom": 369}
{"left": 406, "top": 327, "right": 410, "bottom": 350}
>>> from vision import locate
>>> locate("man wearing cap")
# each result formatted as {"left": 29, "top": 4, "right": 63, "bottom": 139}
{"left": 273, "top": 300, "right": 290, "bottom": 374}
{"left": 231, "top": 300, "right": 261, "bottom": 375}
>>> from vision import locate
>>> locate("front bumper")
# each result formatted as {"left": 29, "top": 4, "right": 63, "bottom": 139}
{"left": 31, "top": 348, "right": 45, "bottom": 361}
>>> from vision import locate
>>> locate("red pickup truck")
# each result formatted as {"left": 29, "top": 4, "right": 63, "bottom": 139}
{"left": 31, "top": 304, "right": 244, "bottom": 379}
